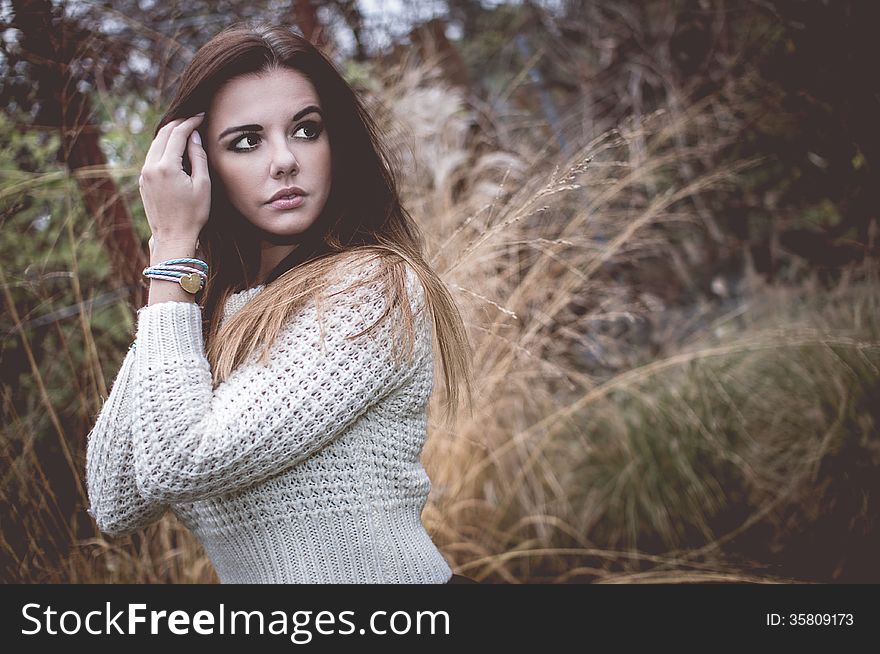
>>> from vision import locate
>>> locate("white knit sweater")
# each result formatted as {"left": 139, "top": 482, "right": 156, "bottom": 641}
{"left": 85, "top": 257, "right": 453, "bottom": 584}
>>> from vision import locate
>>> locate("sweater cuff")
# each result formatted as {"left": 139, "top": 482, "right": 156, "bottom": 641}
{"left": 135, "top": 301, "right": 205, "bottom": 364}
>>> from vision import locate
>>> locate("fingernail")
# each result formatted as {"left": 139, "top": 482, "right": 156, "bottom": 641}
{"left": 196, "top": 111, "right": 205, "bottom": 117}
{"left": 192, "top": 130, "right": 202, "bottom": 145}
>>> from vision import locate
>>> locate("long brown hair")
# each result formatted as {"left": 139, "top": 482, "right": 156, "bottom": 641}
{"left": 152, "top": 21, "right": 473, "bottom": 424}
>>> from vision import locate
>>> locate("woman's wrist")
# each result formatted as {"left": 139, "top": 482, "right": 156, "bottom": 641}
{"left": 149, "top": 238, "right": 199, "bottom": 267}
{"left": 147, "top": 238, "right": 202, "bottom": 306}
{"left": 146, "top": 277, "right": 199, "bottom": 306}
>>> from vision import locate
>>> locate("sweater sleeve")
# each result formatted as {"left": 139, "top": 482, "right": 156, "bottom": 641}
{"left": 130, "top": 259, "right": 432, "bottom": 504}
{"left": 85, "top": 343, "right": 170, "bottom": 536}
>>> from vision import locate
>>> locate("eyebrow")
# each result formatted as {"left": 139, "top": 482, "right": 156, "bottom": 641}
{"left": 217, "top": 105, "right": 323, "bottom": 141}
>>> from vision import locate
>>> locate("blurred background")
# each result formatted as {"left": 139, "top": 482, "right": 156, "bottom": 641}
{"left": 1, "top": 0, "right": 878, "bottom": 583}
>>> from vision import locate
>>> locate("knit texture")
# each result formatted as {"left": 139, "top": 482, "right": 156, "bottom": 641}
{"left": 85, "top": 256, "right": 453, "bottom": 583}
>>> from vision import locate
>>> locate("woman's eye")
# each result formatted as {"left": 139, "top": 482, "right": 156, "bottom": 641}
{"left": 229, "top": 122, "right": 322, "bottom": 152}
{"left": 293, "top": 121, "right": 322, "bottom": 140}
{"left": 230, "top": 134, "right": 260, "bottom": 152}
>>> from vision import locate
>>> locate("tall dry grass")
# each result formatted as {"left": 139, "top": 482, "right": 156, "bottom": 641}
{"left": 2, "top": 54, "right": 877, "bottom": 583}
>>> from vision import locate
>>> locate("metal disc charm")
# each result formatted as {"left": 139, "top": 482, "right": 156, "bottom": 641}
{"left": 179, "top": 273, "right": 201, "bottom": 294}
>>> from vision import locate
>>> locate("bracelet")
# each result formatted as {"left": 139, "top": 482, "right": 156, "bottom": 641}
{"left": 144, "top": 270, "right": 204, "bottom": 293}
{"left": 143, "top": 257, "right": 209, "bottom": 294}
{"left": 143, "top": 265, "right": 207, "bottom": 281}
{"left": 154, "top": 257, "right": 209, "bottom": 272}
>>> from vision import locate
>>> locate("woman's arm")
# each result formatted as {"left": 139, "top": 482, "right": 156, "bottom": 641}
{"left": 130, "top": 258, "right": 432, "bottom": 504}
{"left": 85, "top": 343, "right": 170, "bottom": 536}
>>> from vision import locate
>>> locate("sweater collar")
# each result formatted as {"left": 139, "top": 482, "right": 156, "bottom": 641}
{"left": 221, "top": 285, "right": 265, "bottom": 323}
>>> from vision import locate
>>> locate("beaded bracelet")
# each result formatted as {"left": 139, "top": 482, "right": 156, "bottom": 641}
{"left": 143, "top": 257, "right": 209, "bottom": 294}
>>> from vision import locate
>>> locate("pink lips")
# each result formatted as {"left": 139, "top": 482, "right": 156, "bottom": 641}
{"left": 267, "top": 195, "right": 305, "bottom": 209}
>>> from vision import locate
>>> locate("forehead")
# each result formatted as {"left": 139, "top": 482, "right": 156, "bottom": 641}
{"left": 209, "top": 68, "right": 320, "bottom": 123}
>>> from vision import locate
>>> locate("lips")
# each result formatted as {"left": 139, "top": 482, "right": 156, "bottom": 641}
{"left": 267, "top": 195, "right": 305, "bottom": 210}
{"left": 266, "top": 186, "right": 307, "bottom": 203}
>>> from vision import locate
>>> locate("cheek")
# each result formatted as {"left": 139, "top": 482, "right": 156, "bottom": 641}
{"left": 317, "top": 145, "right": 332, "bottom": 188}
{"left": 207, "top": 160, "right": 263, "bottom": 222}
{"left": 213, "top": 157, "right": 258, "bottom": 198}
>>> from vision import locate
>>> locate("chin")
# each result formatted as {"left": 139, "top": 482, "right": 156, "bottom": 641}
{"left": 252, "top": 212, "right": 317, "bottom": 232}
{"left": 254, "top": 219, "right": 318, "bottom": 242}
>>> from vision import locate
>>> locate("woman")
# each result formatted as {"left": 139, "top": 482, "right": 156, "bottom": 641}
{"left": 85, "top": 21, "right": 477, "bottom": 584}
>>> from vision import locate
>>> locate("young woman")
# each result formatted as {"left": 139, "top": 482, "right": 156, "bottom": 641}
{"left": 85, "top": 21, "right": 477, "bottom": 584}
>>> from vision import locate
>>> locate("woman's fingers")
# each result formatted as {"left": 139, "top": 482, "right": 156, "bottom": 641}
{"left": 143, "top": 117, "right": 184, "bottom": 169}
{"left": 187, "top": 127, "right": 210, "bottom": 184}
{"left": 160, "top": 114, "right": 205, "bottom": 173}
{"left": 139, "top": 113, "right": 212, "bottom": 239}
{"left": 143, "top": 114, "right": 205, "bottom": 172}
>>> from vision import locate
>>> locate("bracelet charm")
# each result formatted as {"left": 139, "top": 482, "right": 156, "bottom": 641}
{"left": 179, "top": 272, "right": 202, "bottom": 293}
{"left": 143, "top": 257, "right": 209, "bottom": 295}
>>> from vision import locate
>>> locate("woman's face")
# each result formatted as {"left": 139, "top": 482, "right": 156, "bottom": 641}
{"left": 202, "top": 67, "right": 332, "bottom": 241}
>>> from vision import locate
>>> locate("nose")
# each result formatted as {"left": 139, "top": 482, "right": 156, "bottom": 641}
{"left": 270, "top": 137, "right": 300, "bottom": 178}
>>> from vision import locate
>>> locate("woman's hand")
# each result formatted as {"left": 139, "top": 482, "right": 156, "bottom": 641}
{"left": 139, "top": 113, "right": 211, "bottom": 244}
